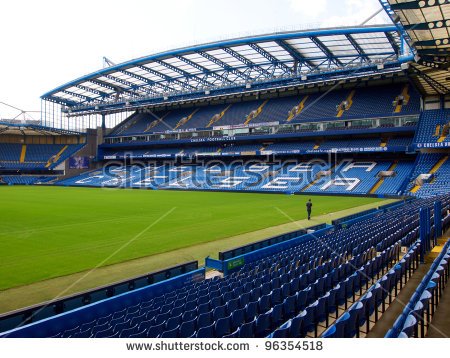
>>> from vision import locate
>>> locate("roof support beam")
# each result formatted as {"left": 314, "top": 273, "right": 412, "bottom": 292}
{"left": 414, "top": 39, "right": 450, "bottom": 47}
{"left": 156, "top": 60, "right": 210, "bottom": 88}
{"left": 385, "top": 31, "right": 400, "bottom": 56}
{"left": 118, "top": 70, "right": 168, "bottom": 94}
{"left": 417, "top": 49, "right": 450, "bottom": 56}
{"left": 345, "top": 34, "right": 369, "bottom": 63}
{"left": 411, "top": 66, "right": 449, "bottom": 94}
{"left": 275, "top": 40, "right": 315, "bottom": 71}
{"left": 403, "top": 23, "right": 431, "bottom": 30}
{"left": 90, "top": 79, "right": 140, "bottom": 98}
{"left": 309, "top": 36, "right": 344, "bottom": 67}
{"left": 175, "top": 55, "right": 234, "bottom": 85}
{"left": 43, "top": 96, "right": 78, "bottom": 107}
{"left": 197, "top": 51, "right": 249, "bottom": 82}
{"left": 89, "top": 79, "right": 117, "bottom": 92}
{"left": 248, "top": 43, "right": 293, "bottom": 74}
{"left": 103, "top": 74, "right": 153, "bottom": 97}
{"left": 76, "top": 84, "right": 110, "bottom": 98}
{"left": 222, "top": 47, "right": 272, "bottom": 79}
{"left": 136, "top": 65, "right": 191, "bottom": 91}
{"left": 62, "top": 90, "right": 93, "bottom": 103}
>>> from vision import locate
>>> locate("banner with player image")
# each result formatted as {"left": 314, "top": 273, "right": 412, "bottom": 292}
{"left": 69, "top": 156, "right": 89, "bottom": 169}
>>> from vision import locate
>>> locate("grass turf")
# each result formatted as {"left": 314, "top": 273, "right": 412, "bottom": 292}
{"left": 0, "top": 186, "right": 383, "bottom": 291}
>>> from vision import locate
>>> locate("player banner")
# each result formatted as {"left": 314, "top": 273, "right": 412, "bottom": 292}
{"left": 69, "top": 156, "right": 89, "bottom": 169}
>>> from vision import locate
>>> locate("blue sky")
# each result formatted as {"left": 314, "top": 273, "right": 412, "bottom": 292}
{"left": 0, "top": 0, "right": 390, "bottom": 119}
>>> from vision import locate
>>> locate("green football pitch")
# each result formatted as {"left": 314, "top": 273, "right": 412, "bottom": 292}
{"left": 0, "top": 186, "right": 385, "bottom": 292}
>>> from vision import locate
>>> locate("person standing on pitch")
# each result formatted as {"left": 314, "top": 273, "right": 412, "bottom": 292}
{"left": 306, "top": 199, "right": 313, "bottom": 220}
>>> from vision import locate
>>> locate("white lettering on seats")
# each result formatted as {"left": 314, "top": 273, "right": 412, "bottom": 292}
{"left": 321, "top": 178, "right": 360, "bottom": 191}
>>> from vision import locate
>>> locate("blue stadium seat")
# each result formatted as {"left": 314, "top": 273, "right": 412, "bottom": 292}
{"left": 214, "top": 316, "right": 232, "bottom": 337}
{"left": 270, "top": 303, "right": 284, "bottom": 329}
{"left": 345, "top": 302, "right": 364, "bottom": 338}
{"left": 160, "top": 326, "right": 179, "bottom": 338}
{"left": 147, "top": 322, "right": 165, "bottom": 338}
{"left": 196, "top": 323, "right": 215, "bottom": 338}
{"left": 120, "top": 324, "right": 139, "bottom": 338}
{"left": 231, "top": 308, "right": 245, "bottom": 331}
{"left": 238, "top": 320, "right": 255, "bottom": 338}
{"left": 166, "top": 315, "right": 182, "bottom": 331}
{"left": 270, "top": 320, "right": 291, "bottom": 338}
{"left": 180, "top": 319, "right": 197, "bottom": 338}
{"left": 255, "top": 311, "right": 272, "bottom": 338}
{"left": 282, "top": 295, "right": 296, "bottom": 319}
{"left": 401, "top": 315, "right": 417, "bottom": 338}
{"left": 245, "top": 301, "right": 258, "bottom": 323}
{"left": 182, "top": 309, "right": 197, "bottom": 322}
{"left": 93, "top": 327, "right": 114, "bottom": 338}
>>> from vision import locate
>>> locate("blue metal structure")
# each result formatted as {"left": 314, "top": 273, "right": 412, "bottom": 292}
{"left": 41, "top": 25, "right": 413, "bottom": 118}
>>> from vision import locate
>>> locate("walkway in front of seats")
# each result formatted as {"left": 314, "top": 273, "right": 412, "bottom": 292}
{"left": 367, "top": 231, "right": 450, "bottom": 338}
{"left": 426, "top": 231, "right": 450, "bottom": 338}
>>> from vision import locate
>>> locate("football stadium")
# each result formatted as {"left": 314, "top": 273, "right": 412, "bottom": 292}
{"left": 1, "top": 0, "right": 450, "bottom": 343}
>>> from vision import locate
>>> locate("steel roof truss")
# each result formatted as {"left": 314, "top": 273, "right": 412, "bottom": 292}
{"left": 345, "top": 34, "right": 370, "bottom": 63}
{"left": 175, "top": 55, "right": 234, "bottom": 85}
{"left": 119, "top": 70, "right": 169, "bottom": 94}
{"left": 197, "top": 51, "right": 250, "bottom": 82}
{"left": 155, "top": 60, "right": 210, "bottom": 88}
{"left": 62, "top": 90, "right": 93, "bottom": 103}
{"left": 309, "top": 36, "right": 344, "bottom": 67}
{"left": 222, "top": 47, "right": 272, "bottom": 78}
{"left": 248, "top": 43, "right": 293, "bottom": 74}
{"left": 135, "top": 65, "right": 191, "bottom": 91}
{"left": 76, "top": 84, "right": 110, "bottom": 99}
{"left": 274, "top": 40, "right": 315, "bottom": 71}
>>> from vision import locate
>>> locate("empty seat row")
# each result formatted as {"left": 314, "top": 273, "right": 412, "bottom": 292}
{"left": 386, "top": 238, "right": 450, "bottom": 338}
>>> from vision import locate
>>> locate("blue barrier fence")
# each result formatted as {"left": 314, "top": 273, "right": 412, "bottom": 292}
{"left": 332, "top": 200, "right": 411, "bottom": 228}
{"left": 207, "top": 225, "right": 334, "bottom": 276}
{"left": 0, "top": 261, "right": 199, "bottom": 335}
{"left": 378, "top": 200, "right": 410, "bottom": 212}
{"left": 218, "top": 223, "right": 327, "bottom": 261}
{"left": 331, "top": 208, "right": 378, "bottom": 226}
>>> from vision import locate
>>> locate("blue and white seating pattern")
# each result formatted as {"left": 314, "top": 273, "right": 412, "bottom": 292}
{"left": 303, "top": 161, "right": 391, "bottom": 194}
{"left": 58, "top": 159, "right": 416, "bottom": 196}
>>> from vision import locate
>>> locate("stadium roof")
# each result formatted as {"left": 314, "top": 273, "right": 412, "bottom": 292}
{"left": 41, "top": 25, "right": 413, "bottom": 115}
{"left": 380, "top": 0, "right": 450, "bottom": 95}
{"left": 0, "top": 122, "right": 83, "bottom": 136}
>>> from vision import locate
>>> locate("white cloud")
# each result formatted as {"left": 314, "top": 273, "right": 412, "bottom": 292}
{"left": 289, "top": 0, "right": 328, "bottom": 19}
{"left": 320, "top": 0, "right": 390, "bottom": 27}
